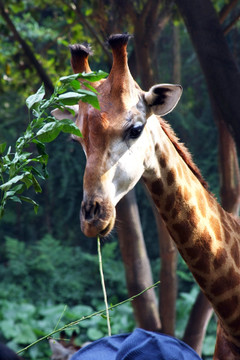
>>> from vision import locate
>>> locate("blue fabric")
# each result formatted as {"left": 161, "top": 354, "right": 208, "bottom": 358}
{"left": 71, "top": 328, "right": 202, "bottom": 360}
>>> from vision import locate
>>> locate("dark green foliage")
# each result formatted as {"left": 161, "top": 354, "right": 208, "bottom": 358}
{"left": 0, "top": 234, "right": 133, "bottom": 359}
{"left": 0, "top": 235, "right": 126, "bottom": 306}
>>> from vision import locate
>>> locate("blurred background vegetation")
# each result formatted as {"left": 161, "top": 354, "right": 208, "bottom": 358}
{"left": 0, "top": 0, "right": 240, "bottom": 359}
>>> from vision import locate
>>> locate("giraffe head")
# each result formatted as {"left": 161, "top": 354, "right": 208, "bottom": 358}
{"left": 53, "top": 34, "right": 182, "bottom": 237}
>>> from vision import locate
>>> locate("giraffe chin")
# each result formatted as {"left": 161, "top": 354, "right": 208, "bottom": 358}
{"left": 99, "top": 219, "right": 115, "bottom": 237}
{"left": 81, "top": 216, "right": 115, "bottom": 238}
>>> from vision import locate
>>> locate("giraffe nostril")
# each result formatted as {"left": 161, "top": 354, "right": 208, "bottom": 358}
{"left": 82, "top": 200, "right": 101, "bottom": 221}
{"left": 94, "top": 201, "right": 100, "bottom": 217}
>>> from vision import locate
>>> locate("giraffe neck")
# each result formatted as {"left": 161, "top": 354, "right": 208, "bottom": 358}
{"left": 143, "top": 117, "right": 240, "bottom": 352}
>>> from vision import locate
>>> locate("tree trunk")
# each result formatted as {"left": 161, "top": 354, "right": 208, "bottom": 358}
{"left": 172, "top": 23, "right": 181, "bottom": 84}
{"left": 133, "top": 28, "right": 156, "bottom": 90}
{"left": 217, "top": 119, "right": 240, "bottom": 215}
{"left": 155, "top": 213, "right": 177, "bottom": 336}
{"left": 183, "top": 292, "right": 213, "bottom": 355}
{"left": 116, "top": 189, "right": 161, "bottom": 331}
{"left": 175, "top": 0, "right": 240, "bottom": 145}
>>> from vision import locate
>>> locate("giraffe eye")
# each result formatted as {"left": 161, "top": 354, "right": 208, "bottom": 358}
{"left": 129, "top": 122, "right": 144, "bottom": 139}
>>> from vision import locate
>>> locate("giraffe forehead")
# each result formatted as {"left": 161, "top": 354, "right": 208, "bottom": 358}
{"left": 80, "top": 107, "right": 128, "bottom": 157}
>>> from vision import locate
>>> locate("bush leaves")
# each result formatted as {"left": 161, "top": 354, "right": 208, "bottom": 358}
{"left": 0, "top": 70, "right": 107, "bottom": 217}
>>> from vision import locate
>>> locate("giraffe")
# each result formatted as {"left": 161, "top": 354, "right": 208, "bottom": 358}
{"left": 53, "top": 34, "right": 240, "bottom": 359}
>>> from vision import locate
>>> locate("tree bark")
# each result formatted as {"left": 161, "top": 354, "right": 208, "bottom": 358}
{"left": 172, "top": 23, "right": 181, "bottom": 85}
{"left": 218, "top": 119, "right": 240, "bottom": 215}
{"left": 155, "top": 213, "right": 177, "bottom": 336}
{"left": 116, "top": 189, "right": 161, "bottom": 331}
{"left": 183, "top": 292, "right": 213, "bottom": 355}
{"left": 219, "top": 0, "right": 239, "bottom": 24}
{"left": 175, "top": 0, "right": 240, "bottom": 145}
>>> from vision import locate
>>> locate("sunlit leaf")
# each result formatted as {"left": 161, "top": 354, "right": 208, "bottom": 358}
{"left": 0, "top": 173, "right": 30, "bottom": 191}
{"left": 57, "top": 92, "right": 85, "bottom": 105}
{"left": 26, "top": 84, "right": 45, "bottom": 109}
{"left": 36, "top": 122, "right": 61, "bottom": 143}
{"left": 79, "top": 70, "right": 108, "bottom": 82}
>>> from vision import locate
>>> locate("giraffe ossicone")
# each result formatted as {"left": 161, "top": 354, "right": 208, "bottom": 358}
{"left": 53, "top": 34, "right": 240, "bottom": 359}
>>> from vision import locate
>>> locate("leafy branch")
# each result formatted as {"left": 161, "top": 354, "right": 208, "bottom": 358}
{"left": 0, "top": 70, "right": 107, "bottom": 218}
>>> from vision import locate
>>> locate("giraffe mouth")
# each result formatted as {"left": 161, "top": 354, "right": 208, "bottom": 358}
{"left": 99, "top": 217, "right": 115, "bottom": 237}
{"left": 80, "top": 200, "right": 116, "bottom": 238}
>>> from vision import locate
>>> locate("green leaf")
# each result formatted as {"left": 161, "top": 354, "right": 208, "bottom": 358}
{"left": 31, "top": 175, "right": 42, "bottom": 193}
{"left": 58, "top": 92, "right": 85, "bottom": 106}
{"left": 20, "top": 196, "right": 39, "bottom": 214}
{"left": 81, "top": 93, "right": 100, "bottom": 110}
{"left": 79, "top": 70, "right": 108, "bottom": 82}
{"left": 36, "top": 122, "right": 61, "bottom": 143}
{"left": 70, "top": 79, "right": 81, "bottom": 90}
{"left": 31, "top": 167, "right": 46, "bottom": 180}
{"left": 59, "top": 119, "right": 82, "bottom": 137}
{"left": 12, "top": 184, "right": 25, "bottom": 194}
{"left": 22, "top": 174, "right": 33, "bottom": 189}
{"left": 0, "top": 173, "right": 30, "bottom": 191}
{"left": 59, "top": 73, "right": 81, "bottom": 84}
{"left": 0, "top": 143, "right": 7, "bottom": 154}
{"left": 87, "top": 327, "right": 104, "bottom": 341}
{"left": 83, "top": 82, "right": 98, "bottom": 93}
{"left": 26, "top": 84, "right": 45, "bottom": 109}
{"left": 9, "top": 195, "right": 22, "bottom": 204}
{"left": 59, "top": 70, "right": 108, "bottom": 84}
{"left": 0, "top": 205, "right": 4, "bottom": 219}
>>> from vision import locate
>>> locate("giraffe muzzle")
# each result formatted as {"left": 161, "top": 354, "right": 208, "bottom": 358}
{"left": 80, "top": 198, "right": 116, "bottom": 237}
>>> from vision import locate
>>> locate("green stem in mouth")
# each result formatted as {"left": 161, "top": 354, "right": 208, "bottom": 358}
{"left": 97, "top": 235, "right": 111, "bottom": 336}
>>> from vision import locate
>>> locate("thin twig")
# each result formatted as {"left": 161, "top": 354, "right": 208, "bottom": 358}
{"left": 17, "top": 281, "right": 160, "bottom": 355}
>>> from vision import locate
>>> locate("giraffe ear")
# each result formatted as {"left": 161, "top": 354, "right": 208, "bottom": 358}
{"left": 51, "top": 105, "right": 78, "bottom": 121}
{"left": 144, "top": 84, "right": 182, "bottom": 116}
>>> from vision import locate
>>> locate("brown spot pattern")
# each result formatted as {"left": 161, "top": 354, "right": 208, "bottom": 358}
{"left": 228, "top": 314, "right": 240, "bottom": 332}
{"left": 198, "top": 230, "right": 212, "bottom": 252}
{"left": 171, "top": 208, "right": 178, "bottom": 219}
{"left": 210, "top": 267, "right": 240, "bottom": 296}
{"left": 213, "top": 248, "right": 227, "bottom": 270}
{"left": 172, "top": 220, "right": 193, "bottom": 244}
{"left": 165, "top": 193, "right": 175, "bottom": 212}
{"left": 167, "top": 169, "right": 175, "bottom": 186}
{"left": 187, "top": 207, "right": 199, "bottom": 228}
{"left": 192, "top": 272, "right": 207, "bottom": 289}
{"left": 151, "top": 179, "right": 164, "bottom": 196}
{"left": 231, "top": 240, "right": 240, "bottom": 267}
{"left": 185, "top": 246, "right": 199, "bottom": 259}
{"left": 185, "top": 239, "right": 211, "bottom": 274}
{"left": 159, "top": 154, "right": 167, "bottom": 168}
{"left": 216, "top": 296, "right": 239, "bottom": 319}
{"left": 192, "top": 253, "right": 211, "bottom": 274}
{"left": 155, "top": 143, "right": 160, "bottom": 152}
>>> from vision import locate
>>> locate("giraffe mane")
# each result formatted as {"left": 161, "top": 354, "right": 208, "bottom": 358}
{"left": 159, "top": 117, "right": 209, "bottom": 190}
